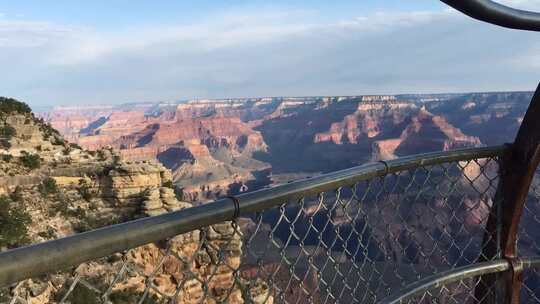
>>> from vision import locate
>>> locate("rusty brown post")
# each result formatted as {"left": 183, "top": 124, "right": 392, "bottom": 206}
{"left": 475, "top": 83, "right": 540, "bottom": 303}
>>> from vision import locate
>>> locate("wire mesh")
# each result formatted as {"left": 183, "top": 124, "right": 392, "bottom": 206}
{"left": 519, "top": 175, "right": 540, "bottom": 256}
{"left": 519, "top": 173, "right": 540, "bottom": 303}
{"left": 385, "top": 273, "right": 506, "bottom": 304}
{"left": 522, "top": 267, "right": 540, "bottom": 304}
{"left": 241, "top": 156, "right": 501, "bottom": 304}
{"left": 1, "top": 155, "right": 502, "bottom": 304}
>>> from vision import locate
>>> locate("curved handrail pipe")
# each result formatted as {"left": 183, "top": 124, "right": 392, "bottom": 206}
{"left": 441, "top": 0, "right": 540, "bottom": 31}
{"left": 379, "top": 257, "right": 540, "bottom": 304}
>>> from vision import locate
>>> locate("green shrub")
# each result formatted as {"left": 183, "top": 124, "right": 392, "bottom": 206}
{"left": 0, "top": 139, "right": 10, "bottom": 149}
{"left": 0, "top": 125, "right": 16, "bottom": 138}
{"left": 88, "top": 200, "right": 99, "bottom": 211}
{"left": 36, "top": 118, "right": 60, "bottom": 138}
{"left": 20, "top": 152, "right": 41, "bottom": 169}
{"left": 0, "top": 196, "right": 31, "bottom": 248}
{"left": 74, "top": 214, "right": 120, "bottom": 233}
{"left": 38, "top": 178, "right": 58, "bottom": 196}
{"left": 0, "top": 289, "right": 10, "bottom": 303}
{"left": 0, "top": 288, "right": 13, "bottom": 303}
{"left": 97, "top": 150, "right": 106, "bottom": 160}
{"left": 51, "top": 133, "right": 65, "bottom": 146}
{"left": 69, "top": 143, "right": 82, "bottom": 150}
{"left": 49, "top": 196, "right": 69, "bottom": 217}
{"left": 1, "top": 154, "right": 12, "bottom": 162}
{"left": 71, "top": 206, "right": 87, "bottom": 219}
{"left": 9, "top": 186, "right": 23, "bottom": 202}
{"left": 0, "top": 125, "right": 13, "bottom": 149}
{"left": 63, "top": 284, "right": 100, "bottom": 304}
{"left": 78, "top": 179, "right": 93, "bottom": 201}
{"left": 0, "top": 97, "right": 32, "bottom": 114}
{"left": 37, "top": 227, "right": 56, "bottom": 239}
{"left": 109, "top": 289, "right": 160, "bottom": 304}
{"left": 162, "top": 180, "right": 174, "bottom": 189}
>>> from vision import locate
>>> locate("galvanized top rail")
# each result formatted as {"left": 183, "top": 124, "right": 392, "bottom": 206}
{"left": 379, "top": 257, "right": 540, "bottom": 304}
{"left": 441, "top": 0, "right": 540, "bottom": 31}
{"left": 0, "top": 145, "right": 508, "bottom": 288}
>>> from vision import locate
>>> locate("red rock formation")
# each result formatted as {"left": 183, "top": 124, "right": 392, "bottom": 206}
{"left": 372, "top": 107, "right": 481, "bottom": 161}
{"left": 45, "top": 95, "right": 486, "bottom": 202}
{"left": 38, "top": 106, "right": 114, "bottom": 142}
{"left": 314, "top": 101, "right": 416, "bottom": 145}
{"left": 77, "top": 134, "right": 118, "bottom": 150}
{"left": 63, "top": 107, "right": 269, "bottom": 201}
{"left": 371, "top": 139, "right": 402, "bottom": 160}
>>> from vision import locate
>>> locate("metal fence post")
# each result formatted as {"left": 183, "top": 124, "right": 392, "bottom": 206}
{"left": 476, "top": 83, "right": 540, "bottom": 303}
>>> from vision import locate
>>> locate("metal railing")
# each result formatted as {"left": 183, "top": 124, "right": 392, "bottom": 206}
{"left": 0, "top": 145, "right": 512, "bottom": 303}
{"left": 380, "top": 257, "right": 540, "bottom": 304}
{"left": 441, "top": 0, "right": 540, "bottom": 31}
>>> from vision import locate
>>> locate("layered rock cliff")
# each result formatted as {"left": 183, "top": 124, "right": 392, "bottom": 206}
{"left": 43, "top": 104, "right": 271, "bottom": 201}
{"left": 371, "top": 107, "right": 482, "bottom": 161}
{"left": 1, "top": 98, "right": 270, "bottom": 304}
{"left": 314, "top": 100, "right": 417, "bottom": 145}
{"left": 426, "top": 91, "right": 532, "bottom": 145}
{"left": 41, "top": 92, "right": 527, "bottom": 201}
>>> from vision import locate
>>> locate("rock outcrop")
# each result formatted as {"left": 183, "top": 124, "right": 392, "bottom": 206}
{"left": 426, "top": 91, "right": 531, "bottom": 145}
{"left": 42, "top": 92, "right": 520, "bottom": 199}
{"left": 371, "top": 107, "right": 481, "bottom": 161}
{"left": 314, "top": 100, "right": 416, "bottom": 145}
{"left": 1, "top": 98, "right": 270, "bottom": 304}
{"left": 43, "top": 104, "right": 270, "bottom": 201}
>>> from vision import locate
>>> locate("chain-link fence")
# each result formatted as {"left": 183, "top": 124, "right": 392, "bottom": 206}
{"left": 240, "top": 155, "right": 501, "bottom": 304}
{"left": 518, "top": 172, "right": 540, "bottom": 303}
{"left": 0, "top": 146, "right": 526, "bottom": 304}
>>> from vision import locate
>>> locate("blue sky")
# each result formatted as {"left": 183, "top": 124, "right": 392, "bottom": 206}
{"left": 1, "top": 0, "right": 540, "bottom": 107}
{"left": 0, "top": 1, "right": 445, "bottom": 27}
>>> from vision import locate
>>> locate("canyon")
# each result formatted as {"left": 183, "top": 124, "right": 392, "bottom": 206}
{"left": 41, "top": 91, "right": 531, "bottom": 202}
{"left": 0, "top": 91, "right": 534, "bottom": 303}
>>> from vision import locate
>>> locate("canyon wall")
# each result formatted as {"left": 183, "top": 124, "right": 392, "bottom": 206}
{"left": 41, "top": 92, "right": 531, "bottom": 202}
{"left": 1, "top": 101, "right": 271, "bottom": 303}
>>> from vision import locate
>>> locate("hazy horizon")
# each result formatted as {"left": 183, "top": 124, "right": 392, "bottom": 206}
{"left": 2, "top": 0, "right": 540, "bottom": 107}
{"left": 29, "top": 88, "right": 536, "bottom": 111}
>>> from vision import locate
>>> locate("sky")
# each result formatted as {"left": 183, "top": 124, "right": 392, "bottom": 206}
{"left": 1, "top": 0, "right": 540, "bottom": 107}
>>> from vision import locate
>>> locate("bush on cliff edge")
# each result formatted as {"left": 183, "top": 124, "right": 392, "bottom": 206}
{"left": 0, "top": 97, "right": 32, "bottom": 115}
{"left": 20, "top": 151, "right": 41, "bottom": 169}
{"left": 0, "top": 196, "right": 31, "bottom": 249}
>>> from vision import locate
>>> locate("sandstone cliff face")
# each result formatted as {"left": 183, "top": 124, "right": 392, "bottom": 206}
{"left": 42, "top": 93, "right": 516, "bottom": 200}
{"left": 38, "top": 105, "right": 115, "bottom": 143}
{"left": 1, "top": 102, "right": 270, "bottom": 304}
{"left": 44, "top": 105, "right": 271, "bottom": 202}
{"left": 427, "top": 92, "right": 531, "bottom": 145}
{"left": 371, "top": 107, "right": 481, "bottom": 161}
{"left": 314, "top": 101, "right": 416, "bottom": 145}
{"left": 1, "top": 114, "right": 61, "bottom": 157}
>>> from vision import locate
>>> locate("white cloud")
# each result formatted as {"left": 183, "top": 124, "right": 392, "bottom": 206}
{"left": 1, "top": 9, "right": 451, "bottom": 65}
{"left": 508, "top": 43, "right": 540, "bottom": 68}
{"left": 0, "top": 7, "right": 538, "bottom": 106}
{"left": 499, "top": 0, "right": 540, "bottom": 10}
